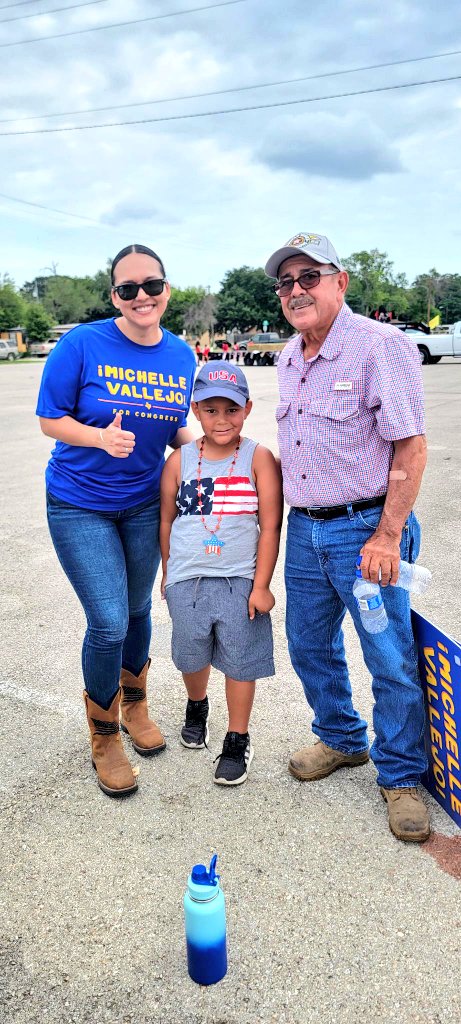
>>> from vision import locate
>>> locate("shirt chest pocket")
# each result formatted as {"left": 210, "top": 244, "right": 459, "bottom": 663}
{"left": 308, "top": 393, "right": 362, "bottom": 446}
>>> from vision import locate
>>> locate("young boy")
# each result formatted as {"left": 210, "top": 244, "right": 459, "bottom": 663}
{"left": 160, "top": 361, "right": 283, "bottom": 786}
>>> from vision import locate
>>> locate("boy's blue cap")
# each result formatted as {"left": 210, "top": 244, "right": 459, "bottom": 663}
{"left": 193, "top": 360, "right": 250, "bottom": 408}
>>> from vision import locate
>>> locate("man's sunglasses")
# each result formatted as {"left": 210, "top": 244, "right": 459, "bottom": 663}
{"left": 274, "top": 268, "right": 339, "bottom": 296}
{"left": 113, "top": 278, "right": 166, "bottom": 301}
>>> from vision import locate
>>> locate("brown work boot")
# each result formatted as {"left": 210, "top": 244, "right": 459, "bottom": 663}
{"left": 84, "top": 690, "right": 138, "bottom": 798}
{"left": 120, "top": 658, "right": 166, "bottom": 756}
{"left": 289, "top": 740, "right": 369, "bottom": 781}
{"left": 380, "top": 787, "right": 431, "bottom": 843}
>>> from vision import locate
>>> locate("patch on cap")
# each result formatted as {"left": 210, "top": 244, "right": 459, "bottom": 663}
{"left": 287, "top": 233, "right": 322, "bottom": 247}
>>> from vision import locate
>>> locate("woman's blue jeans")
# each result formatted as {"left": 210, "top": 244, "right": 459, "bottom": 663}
{"left": 47, "top": 491, "right": 161, "bottom": 709}
{"left": 285, "top": 505, "right": 427, "bottom": 789}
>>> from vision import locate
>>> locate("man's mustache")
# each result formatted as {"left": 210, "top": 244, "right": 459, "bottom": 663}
{"left": 288, "top": 297, "right": 313, "bottom": 310}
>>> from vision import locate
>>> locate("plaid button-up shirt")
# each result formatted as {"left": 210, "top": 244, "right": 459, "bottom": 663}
{"left": 276, "top": 303, "right": 425, "bottom": 507}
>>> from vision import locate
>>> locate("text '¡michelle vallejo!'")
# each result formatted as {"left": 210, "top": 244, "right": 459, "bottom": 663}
{"left": 97, "top": 365, "right": 189, "bottom": 405}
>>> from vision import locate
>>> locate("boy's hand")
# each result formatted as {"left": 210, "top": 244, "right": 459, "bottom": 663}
{"left": 160, "top": 573, "right": 167, "bottom": 600}
{"left": 248, "top": 586, "right": 275, "bottom": 620}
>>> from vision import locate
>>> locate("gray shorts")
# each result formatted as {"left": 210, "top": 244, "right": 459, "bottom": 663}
{"left": 165, "top": 576, "right": 275, "bottom": 681}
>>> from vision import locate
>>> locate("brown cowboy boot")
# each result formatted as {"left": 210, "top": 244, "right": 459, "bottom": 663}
{"left": 84, "top": 690, "right": 138, "bottom": 797}
{"left": 120, "top": 658, "right": 166, "bottom": 756}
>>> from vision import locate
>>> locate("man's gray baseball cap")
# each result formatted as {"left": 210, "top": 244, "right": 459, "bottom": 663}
{"left": 265, "top": 232, "right": 343, "bottom": 278}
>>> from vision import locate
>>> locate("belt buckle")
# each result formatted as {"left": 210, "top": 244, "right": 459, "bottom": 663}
{"left": 307, "top": 507, "right": 322, "bottom": 520}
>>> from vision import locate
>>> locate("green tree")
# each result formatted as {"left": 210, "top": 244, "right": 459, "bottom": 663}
{"left": 82, "top": 265, "right": 114, "bottom": 321}
{"left": 436, "top": 274, "right": 461, "bottom": 323}
{"left": 215, "top": 267, "right": 283, "bottom": 332}
{"left": 183, "top": 292, "right": 217, "bottom": 338}
{"left": 383, "top": 271, "right": 410, "bottom": 319}
{"left": 0, "top": 277, "right": 26, "bottom": 330}
{"left": 408, "top": 269, "right": 442, "bottom": 323}
{"left": 405, "top": 270, "right": 461, "bottom": 324}
{"left": 342, "top": 250, "right": 395, "bottom": 316}
{"left": 24, "top": 303, "right": 55, "bottom": 342}
{"left": 163, "top": 286, "right": 208, "bottom": 335}
{"left": 41, "top": 275, "right": 98, "bottom": 323}
{"left": 20, "top": 276, "right": 48, "bottom": 302}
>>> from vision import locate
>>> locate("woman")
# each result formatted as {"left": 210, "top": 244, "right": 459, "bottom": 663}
{"left": 36, "top": 244, "right": 196, "bottom": 798}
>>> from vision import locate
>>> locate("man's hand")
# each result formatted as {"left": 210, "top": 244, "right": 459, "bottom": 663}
{"left": 359, "top": 529, "right": 401, "bottom": 586}
{"left": 359, "top": 434, "right": 426, "bottom": 585}
{"left": 99, "top": 412, "right": 136, "bottom": 458}
{"left": 248, "top": 586, "right": 275, "bottom": 620}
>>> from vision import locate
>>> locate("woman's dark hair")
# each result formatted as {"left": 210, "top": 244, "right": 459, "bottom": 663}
{"left": 111, "top": 244, "right": 166, "bottom": 284}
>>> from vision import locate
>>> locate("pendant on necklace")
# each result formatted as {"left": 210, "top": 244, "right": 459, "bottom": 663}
{"left": 203, "top": 535, "right": 225, "bottom": 556}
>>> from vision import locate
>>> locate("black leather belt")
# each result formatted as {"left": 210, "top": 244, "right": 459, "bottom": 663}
{"left": 294, "top": 495, "right": 386, "bottom": 521}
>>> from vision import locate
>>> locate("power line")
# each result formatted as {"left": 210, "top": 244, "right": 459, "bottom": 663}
{"left": 0, "top": 0, "right": 246, "bottom": 45}
{"left": 1, "top": 0, "right": 108, "bottom": 22}
{"left": 0, "top": 189, "right": 103, "bottom": 223}
{"left": 0, "top": 188, "right": 219, "bottom": 249}
{"left": 0, "top": 73, "right": 459, "bottom": 136}
{"left": 0, "top": 0, "right": 75, "bottom": 8}
{"left": 1, "top": 46, "right": 460, "bottom": 125}
{"left": 0, "top": 3, "right": 42, "bottom": 8}
{"left": 0, "top": 1, "right": 46, "bottom": 8}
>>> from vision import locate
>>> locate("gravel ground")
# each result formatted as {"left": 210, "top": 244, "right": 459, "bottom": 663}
{"left": 1, "top": 359, "right": 461, "bottom": 1024}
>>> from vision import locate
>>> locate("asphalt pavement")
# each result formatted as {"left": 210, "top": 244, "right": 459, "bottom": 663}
{"left": 1, "top": 358, "right": 461, "bottom": 1024}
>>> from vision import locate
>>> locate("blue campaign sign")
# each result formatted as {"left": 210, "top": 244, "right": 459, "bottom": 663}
{"left": 412, "top": 610, "right": 461, "bottom": 829}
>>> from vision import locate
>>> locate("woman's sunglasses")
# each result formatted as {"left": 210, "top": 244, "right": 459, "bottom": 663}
{"left": 113, "top": 278, "right": 166, "bottom": 301}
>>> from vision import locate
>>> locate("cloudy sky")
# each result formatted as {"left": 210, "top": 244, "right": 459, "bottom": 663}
{"left": 1, "top": 0, "right": 460, "bottom": 291}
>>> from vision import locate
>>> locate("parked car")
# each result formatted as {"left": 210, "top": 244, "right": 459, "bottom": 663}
{"left": 398, "top": 322, "right": 461, "bottom": 364}
{"left": 393, "top": 322, "right": 446, "bottom": 364}
{"left": 248, "top": 332, "right": 280, "bottom": 345}
{"left": 0, "top": 338, "right": 20, "bottom": 361}
{"left": 28, "top": 338, "right": 59, "bottom": 357}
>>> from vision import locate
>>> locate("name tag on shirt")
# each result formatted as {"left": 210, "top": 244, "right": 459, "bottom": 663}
{"left": 334, "top": 381, "right": 353, "bottom": 391}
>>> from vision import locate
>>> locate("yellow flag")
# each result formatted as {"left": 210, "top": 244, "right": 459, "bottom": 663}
{"left": 429, "top": 314, "right": 440, "bottom": 329}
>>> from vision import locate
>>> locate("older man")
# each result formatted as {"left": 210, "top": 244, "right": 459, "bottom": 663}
{"left": 265, "top": 232, "right": 430, "bottom": 843}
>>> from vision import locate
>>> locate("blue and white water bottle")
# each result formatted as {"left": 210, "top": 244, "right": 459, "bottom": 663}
{"left": 184, "top": 854, "right": 227, "bottom": 985}
{"left": 353, "top": 558, "right": 388, "bottom": 634}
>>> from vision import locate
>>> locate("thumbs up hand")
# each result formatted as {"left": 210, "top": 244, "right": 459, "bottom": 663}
{"left": 98, "top": 412, "right": 136, "bottom": 458}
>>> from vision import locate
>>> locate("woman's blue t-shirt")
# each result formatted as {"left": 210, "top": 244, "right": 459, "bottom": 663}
{"left": 36, "top": 318, "right": 196, "bottom": 510}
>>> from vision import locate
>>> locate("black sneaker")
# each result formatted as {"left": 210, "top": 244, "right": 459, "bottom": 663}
{"left": 180, "top": 697, "right": 210, "bottom": 749}
{"left": 213, "top": 731, "right": 254, "bottom": 786}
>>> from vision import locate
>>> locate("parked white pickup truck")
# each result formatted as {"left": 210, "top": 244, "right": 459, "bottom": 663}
{"left": 399, "top": 322, "right": 461, "bottom": 364}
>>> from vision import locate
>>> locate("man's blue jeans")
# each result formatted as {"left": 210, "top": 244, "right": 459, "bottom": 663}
{"left": 285, "top": 505, "right": 427, "bottom": 788}
{"left": 47, "top": 492, "right": 161, "bottom": 709}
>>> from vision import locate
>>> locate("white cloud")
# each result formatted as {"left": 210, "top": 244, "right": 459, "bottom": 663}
{"left": 0, "top": 0, "right": 460, "bottom": 289}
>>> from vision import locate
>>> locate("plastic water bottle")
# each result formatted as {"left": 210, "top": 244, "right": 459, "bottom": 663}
{"left": 184, "top": 854, "right": 227, "bottom": 985}
{"left": 396, "top": 559, "right": 432, "bottom": 594}
{"left": 353, "top": 564, "right": 389, "bottom": 634}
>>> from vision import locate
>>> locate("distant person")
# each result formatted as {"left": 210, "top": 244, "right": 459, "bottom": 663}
{"left": 160, "top": 362, "right": 282, "bottom": 785}
{"left": 36, "top": 244, "right": 196, "bottom": 798}
{"left": 203, "top": 344, "right": 210, "bottom": 362}
{"left": 221, "top": 340, "right": 231, "bottom": 361}
{"left": 195, "top": 341, "right": 203, "bottom": 363}
{"left": 233, "top": 342, "right": 240, "bottom": 363}
{"left": 265, "top": 230, "right": 430, "bottom": 843}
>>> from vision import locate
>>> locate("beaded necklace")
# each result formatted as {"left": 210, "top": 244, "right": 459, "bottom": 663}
{"left": 196, "top": 435, "right": 241, "bottom": 555}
